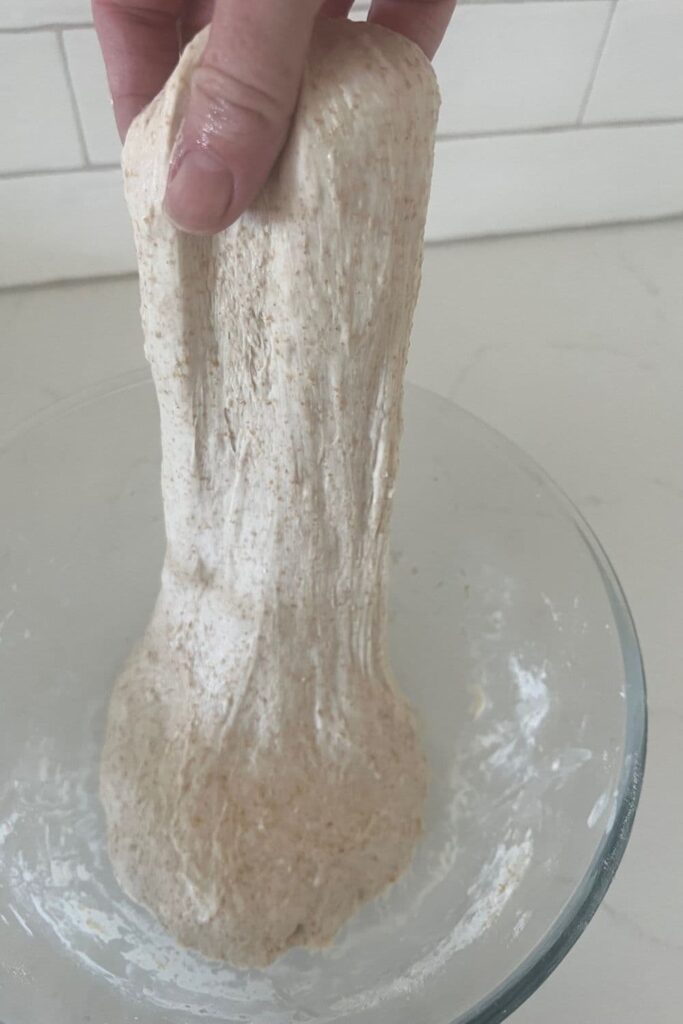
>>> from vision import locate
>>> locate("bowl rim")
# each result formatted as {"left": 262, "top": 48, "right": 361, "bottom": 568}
{"left": 432, "top": 394, "right": 648, "bottom": 1024}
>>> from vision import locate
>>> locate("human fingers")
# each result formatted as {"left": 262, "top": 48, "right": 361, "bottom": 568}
{"left": 92, "top": 0, "right": 183, "bottom": 139}
{"left": 164, "top": 0, "right": 320, "bottom": 234}
{"left": 368, "top": 0, "right": 456, "bottom": 58}
{"left": 180, "top": 0, "right": 215, "bottom": 48}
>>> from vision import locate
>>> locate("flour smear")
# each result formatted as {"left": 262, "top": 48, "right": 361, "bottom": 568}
{"left": 0, "top": 651, "right": 566, "bottom": 1021}
{"left": 0, "top": 570, "right": 609, "bottom": 1023}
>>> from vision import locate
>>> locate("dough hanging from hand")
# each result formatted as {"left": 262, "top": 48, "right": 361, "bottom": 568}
{"left": 100, "top": 19, "right": 439, "bottom": 968}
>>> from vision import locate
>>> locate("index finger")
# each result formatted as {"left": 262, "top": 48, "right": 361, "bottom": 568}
{"left": 92, "top": 0, "right": 183, "bottom": 139}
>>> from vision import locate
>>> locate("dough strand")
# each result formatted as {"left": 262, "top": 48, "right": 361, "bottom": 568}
{"left": 101, "top": 20, "right": 439, "bottom": 967}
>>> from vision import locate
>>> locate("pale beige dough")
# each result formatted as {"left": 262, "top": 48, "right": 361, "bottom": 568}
{"left": 100, "top": 19, "right": 439, "bottom": 967}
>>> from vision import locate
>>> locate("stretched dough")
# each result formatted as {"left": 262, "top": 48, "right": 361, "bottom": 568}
{"left": 101, "top": 19, "right": 439, "bottom": 967}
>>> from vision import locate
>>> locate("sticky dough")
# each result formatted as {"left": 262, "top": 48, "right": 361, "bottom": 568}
{"left": 100, "top": 19, "right": 439, "bottom": 967}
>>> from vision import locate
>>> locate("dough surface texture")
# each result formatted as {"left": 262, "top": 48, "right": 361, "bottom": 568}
{"left": 101, "top": 19, "right": 439, "bottom": 967}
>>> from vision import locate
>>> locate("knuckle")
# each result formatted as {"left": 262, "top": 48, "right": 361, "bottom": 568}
{"left": 191, "top": 63, "right": 289, "bottom": 139}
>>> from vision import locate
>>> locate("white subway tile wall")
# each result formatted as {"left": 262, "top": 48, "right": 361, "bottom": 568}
{"left": 63, "top": 28, "right": 121, "bottom": 165}
{"left": 585, "top": 0, "right": 683, "bottom": 123}
{"left": 427, "top": 122, "right": 683, "bottom": 240}
{"left": 1, "top": 0, "right": 682, "bottom": 286}
{"left": 0, "top": 171, "right": 134, "bottom": 289}
{"left": 0, "top": 1, "right": 92, "bottom": 29}
{"left": 0, "top": 32, "right": 82, "bottom": 174}
{"left": 433, "top": 2, "right": 612, "bottom": 134}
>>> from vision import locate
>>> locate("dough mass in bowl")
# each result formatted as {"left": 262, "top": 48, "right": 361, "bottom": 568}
{"left": 100, "top": 20, "right": 439, "bottom": 967}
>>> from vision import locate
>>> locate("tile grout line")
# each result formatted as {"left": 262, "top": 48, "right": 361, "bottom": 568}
{"left": 577, "top": 0, "right": 619, "bottom": 125}
{"left": 13, "top": 118, "right": 683, "bottom": 180}
{"left": 0, "top": 164, "right": 119, "bottom": 182}
{"left": 2, "top": 213, "right": 683, "bottom": 295}
{"left": 437, "top": 115, "right": 683, "bottom": 143}
{"left": 57, "top": 28, "right": 91, "bottom": 168}
{"left": 0, "top": 22, "right": 93, "bottom": 35}
{"left": 2, "top": 115, "right": 683, "bottom": 182}
{"left": 0, "top": 271, "right": 138, "bottom": 296}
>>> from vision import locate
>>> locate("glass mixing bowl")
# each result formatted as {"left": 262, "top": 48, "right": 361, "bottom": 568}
{"left": 0, "top": 377, "right": 645, "bottom": 1024}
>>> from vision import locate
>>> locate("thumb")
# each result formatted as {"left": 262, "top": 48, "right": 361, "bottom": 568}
{"left": 164, "top": 0, "right": 319, "bottom": 234}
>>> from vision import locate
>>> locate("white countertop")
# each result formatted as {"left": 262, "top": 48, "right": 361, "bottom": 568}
{"left": 1, "top": 218, "right": 680, "bottom": 1022}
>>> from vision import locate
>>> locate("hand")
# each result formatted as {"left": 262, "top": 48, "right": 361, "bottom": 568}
{"left": 93, "top": 1, "right": 455, "bottom": 234}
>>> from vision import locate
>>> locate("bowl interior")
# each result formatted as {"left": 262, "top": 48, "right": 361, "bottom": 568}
{"left": 0, "top": 379, "right": 645, "bottom": 1024}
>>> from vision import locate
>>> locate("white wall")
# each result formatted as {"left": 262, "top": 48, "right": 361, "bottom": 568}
{"left": 1, "top": 0, "right": 682, "bottom": 287}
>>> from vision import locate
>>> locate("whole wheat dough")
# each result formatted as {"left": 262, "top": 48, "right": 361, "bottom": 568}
{"left": 100, "top": 19, "right": 439, "bottom": 967}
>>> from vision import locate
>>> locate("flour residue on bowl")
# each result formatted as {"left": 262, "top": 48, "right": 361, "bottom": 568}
{"left": 0, "top": 735, "right": 283, "bottom": 1019}
{"left": 0, "top": 711, "right": 537, "bottom": 1022}
{"left": 0, "top": 622, "right": 601, "bottom": 1023}
{"left": 474, "top": 653, "right": 552, "bottom": 783}
{"left": 326, "top": 647, "right": 555, "bottom": 1015}
{"left": 510, "top": 655, "right": 550, "bottom": 745}
{"left": 329, "top": 828, "right": 534, "bottom": 1015}
{"left": 448, "top": 830, "right": 533, "bottom": 953}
